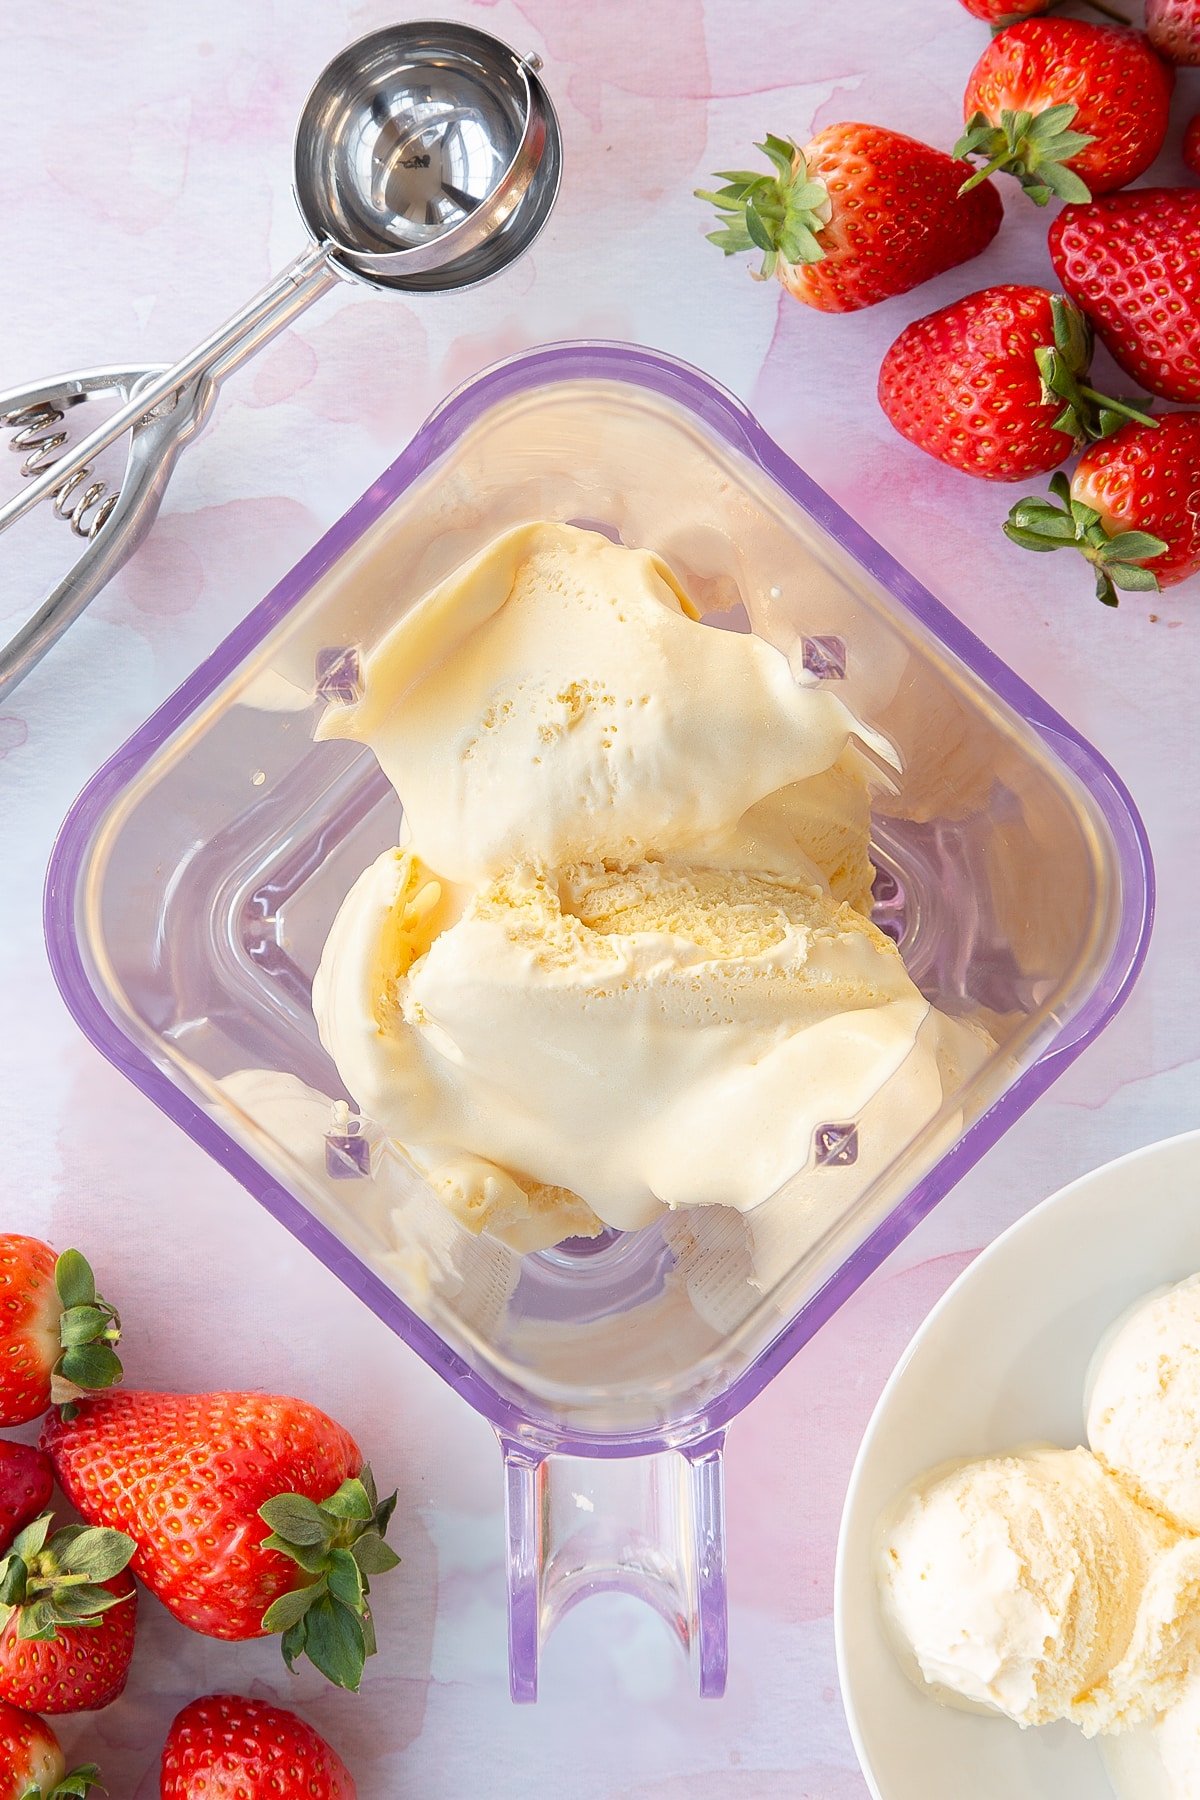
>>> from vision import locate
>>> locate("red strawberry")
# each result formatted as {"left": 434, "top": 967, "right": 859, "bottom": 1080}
{"left": 1147, "top": 0, "right": 1200, "bottom": 63}
{"left": 956, "top": 20, "right": 1173, "bottom": 204}
{"left": 0, "top": 1699, "right": 102, "bottom": 1799}
{"left": 44, "top": 1392, "right": 400, "bottom": 1692}
{"left": 878, "top": 284, "right": 1151, "bottom": 481}
{"left": 1050, "top": 189, "right": 1200, "bottom": 402}
{"left": 0, "top": 1445, "right": 53, "bottom": 1555}
{"left": 959, "top": 0, "right": 1048, "bottom": 20}
{"left": 696, "top": 126, "right": 1002, "bottom": 313}
{"left": 1004, "top": 412, "right": 1200, "bottom": 604}
{"left": 160, "top": 1694, "right": 356, "bottom": 1799}
{"left": 0, "top": 1241, "right": 123, "bottom": 1428}
{"left": 958, "top": 0, "right": 1138, "bottom": 19}
{"left": 0, "top": 1513, "right": 136, "bottom": 1715}
{"left": 1186, "top": 115, "right": 1200, "bottom": 178}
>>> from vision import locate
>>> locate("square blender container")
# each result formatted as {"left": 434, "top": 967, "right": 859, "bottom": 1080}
{"left": 44, "top": 342, "right": 1152, "bottom": 1701}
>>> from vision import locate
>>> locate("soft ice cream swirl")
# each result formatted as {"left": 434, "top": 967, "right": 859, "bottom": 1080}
{"left": 313, "top": 522, "right": 986, "bottom": 1252}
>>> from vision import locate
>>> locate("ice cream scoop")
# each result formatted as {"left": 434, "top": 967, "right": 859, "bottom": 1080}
{"left": 1105, "top": 1664, "right": 1200, "bottom": 1799}
{"left": 313, "top": 846, "right": 973, "bottom": 1246}
{"left": 879, "top": 1447, "right": 1200, "bottom": 1736}
{"left": 314, "top": 521, "right": 892, "bottom": 892}
{"left": 314, "top": 521, "right": 988, "bottom": 1252}
{"left": 1088, "top": 1276, "right": 1200, "bottom": 1533}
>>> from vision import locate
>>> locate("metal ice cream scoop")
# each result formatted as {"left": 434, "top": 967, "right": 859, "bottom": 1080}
{"left": 0, "top": 21, "right": 561, "bottom": 701}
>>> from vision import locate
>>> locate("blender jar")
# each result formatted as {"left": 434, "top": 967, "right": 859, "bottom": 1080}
{"left": 45, "top": 343, "right": 1152, "bottom": 1699}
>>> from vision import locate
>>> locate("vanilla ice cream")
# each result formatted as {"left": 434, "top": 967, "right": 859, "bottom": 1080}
{"left": 1089, "top": 1277, "right": 1200, "bottom": 1534}
{"left": 314, "top": 521, "right": 988, "bottom": 1252}
{"left": 314, "top": 522, "right": 891, "bottom": 900}
{"left": 314, "top": 844, "right": 981, "bottom": 1245}
{"left": 1105, "top": 1665, "right": 1200, "bottom": 1799}
{"left": 879, "top": 1447, "right": 1200, "bottom": 1735}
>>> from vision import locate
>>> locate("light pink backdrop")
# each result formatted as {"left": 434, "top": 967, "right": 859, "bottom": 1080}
{"left": 0, "top": 2, "right": 1197, "bottom": 1792}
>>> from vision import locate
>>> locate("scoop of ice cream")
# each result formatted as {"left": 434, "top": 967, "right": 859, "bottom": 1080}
{"left": 1083, "top": 1533, "right": 1200, "bottom": 1736}
{"left": 313, "top": 844, "right": 964, "bottom": 1241}
{"left": 878, "top": 1447, "right": 1199, "bottom": 1734}
{"left": 686, "top": 747, "right": 884, "bottom": 914}
{"left": 1105, "top": 1665, "right": 1200, "bottom": 1800}
{"left": 1088, "top": 1277, "right": 1200, "bottom": 1533}
{"left": 314, "top": 521, "right": 890, "bottom": 894}
{"left": 1158, "top": 1676, "right": 1200, "bottom": 1793}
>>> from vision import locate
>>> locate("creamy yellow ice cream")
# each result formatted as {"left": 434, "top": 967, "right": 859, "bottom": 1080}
{"left": 313, "top": 521, "right": 985, "bottom": 1252}
{"left": 1089, "top": 1277, "right": 1200, "bottom": 1534}
{"left": 315, "top": 521, "right": 890, "bottom": 902}
{"left": 879, "top": 1447, "right": 1200, "bottom": 1736}
{"left": 1105, "top": 1665, "right": 1200, "bottom": 1798}
{"left": 313, "top": 844, "right": 969, "bottom": 1245}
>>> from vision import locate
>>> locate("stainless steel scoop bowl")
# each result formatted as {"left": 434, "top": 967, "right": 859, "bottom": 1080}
{"left": 0, "top": 21, "right": 561, "bottom": 700}
{"left": 295, "top": 22, "right": 560, "bottom": 290}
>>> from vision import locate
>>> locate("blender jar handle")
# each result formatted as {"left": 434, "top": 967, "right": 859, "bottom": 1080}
{"left": 500, "top": 1431, "right": 728, "bottom": 1702}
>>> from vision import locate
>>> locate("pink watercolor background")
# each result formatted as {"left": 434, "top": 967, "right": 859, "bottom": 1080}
{"left": 0, "top": 1, "right": 1197, "bottom": 1793}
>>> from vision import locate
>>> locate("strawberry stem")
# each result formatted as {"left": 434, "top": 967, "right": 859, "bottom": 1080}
{"left": 258, "top": 1464, "right": 401, "bottom": 1692}
{"left": 51, "top": 1252, "right": 124, "bottom": 1421}
{"left": 958, "top": 146, "right": 1016, "bottom": 192}
{"left": 0, "top": 1514, "right": 135, "bottom": 1643}
{"left": 49, "top": 1768, "right": 105, "bottom": 1799}
{"left": 695, "top": 134, "right": 832, "bottom": 279}
{"left": 1030, "top": 296, "right": 1157, "bottom": 447}
{"left": 1077, "top": 387, "right": 1156, "bottom": 429}
{"left": 955, "top": 104, "right": 1094, "bottom": 206}
{"left": 1003, "top": 470, "right": 1167, "bottom": 606}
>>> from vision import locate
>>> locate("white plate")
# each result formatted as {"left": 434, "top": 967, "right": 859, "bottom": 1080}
{"left": 835, "top": 1129, "right": 1200, "bottom": 1800}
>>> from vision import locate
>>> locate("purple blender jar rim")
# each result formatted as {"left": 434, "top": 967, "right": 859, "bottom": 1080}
{"left": 43, "top": 339, "right": 1154, "bottom": 1459}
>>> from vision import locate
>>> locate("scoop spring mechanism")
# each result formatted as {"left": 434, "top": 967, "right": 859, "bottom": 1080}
{"left": 3, "top": 400, "right": 120, "bottom": 541}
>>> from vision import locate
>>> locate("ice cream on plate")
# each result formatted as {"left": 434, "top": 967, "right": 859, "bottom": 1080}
{"left": 313, "top": 521, "right": 987, "bottom": 1252}
{"left": 879, "top": 1446, "right": 1200, "bottom": 1736}
{"left": 1085, "top": 1277, "right": 1200, "bottom": 1797}
{"left": 1088, "top": 1276, "right": 1200, "bottom": 1534}
{"left": 1105, "top": 1665, "right": 1200, "bottom": 1799}
{"left": 880, "top": 1271, "right": 1200, "bottom": 1762}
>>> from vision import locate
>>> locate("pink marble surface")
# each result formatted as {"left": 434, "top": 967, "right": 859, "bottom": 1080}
{"left": 0, "top": 1, "right": 1197, "bottom": 1792}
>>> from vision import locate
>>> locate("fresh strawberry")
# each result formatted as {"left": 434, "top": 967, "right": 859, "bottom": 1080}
{"left": 0, "top": 1445, "right": 53, "bottom": 1555}
{"left": 956, "top": 20, "right": 1173, "bottom": 204}
{"left": 1004, "top": 412, "right": 1200, "bottom": 604}
{"left": 1050, "top": 189, "right": 1200, "bottom": 401}
{"left": 1186, "top": 115, "right": 1200, "bottom": 178}
{"left": 160, "top": 1694, "right": 356, "bottom": 1799}
{"left": 696, "top": 125, "right": 1002, "bottom": 312}
{"left": 878, "top": 284, "right": 1151, "bottom": 481}
{"left": 959, "top": 0, "right": 1049, "bottom": 21}
{"left": 959, "top": 0, "right": 1132, "bottom": 18}
{"left": 44, "top": 1392, "right": 400, "bottom": 1692}
{"left": 0, "top": 1700, "right": 102, "bottom": 1799}
{"left": 1147, "top": 0, "right": 1200, "bottom": 63}
{"left": 0, "top": 1241, "right": 122, "bottom": 1428}
{"left": 0, "top": 1513, "right": 136, "bottom": 1715}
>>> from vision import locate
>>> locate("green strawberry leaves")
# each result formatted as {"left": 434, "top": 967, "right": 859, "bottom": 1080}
{"left": 0, "top": 1514, "right": 135, "bottom": 1643}
{"left": 17, "top": 1773, "right": 106, "bottom": 1800}
{"left": 259, "top": 1464, "right": 401, "bottom": 1691}
{"left": 955, "top": 103, "right": 1095, "bottom": 206}
{"left": 1035, "top": 296, "right": 1157, "bottom": 446}
{"left": 51, "top": 1250, "right": 124, "bottom": 1421}
{"left": 48, "top": 1771, "right": 106, "bottom": 1799}
{"left": 695, "top": 134, "right": 832, "bottom": 279}
{"left": 1004, "top": 470, "right": 1168, "bottom": 605}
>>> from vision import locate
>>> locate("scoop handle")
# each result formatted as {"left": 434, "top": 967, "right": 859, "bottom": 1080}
{"left": 0, "top": 244, "right": 336, "bottom": 540}
{"left": 501, "top": 1431, "right": 728, "bottom": 1701}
